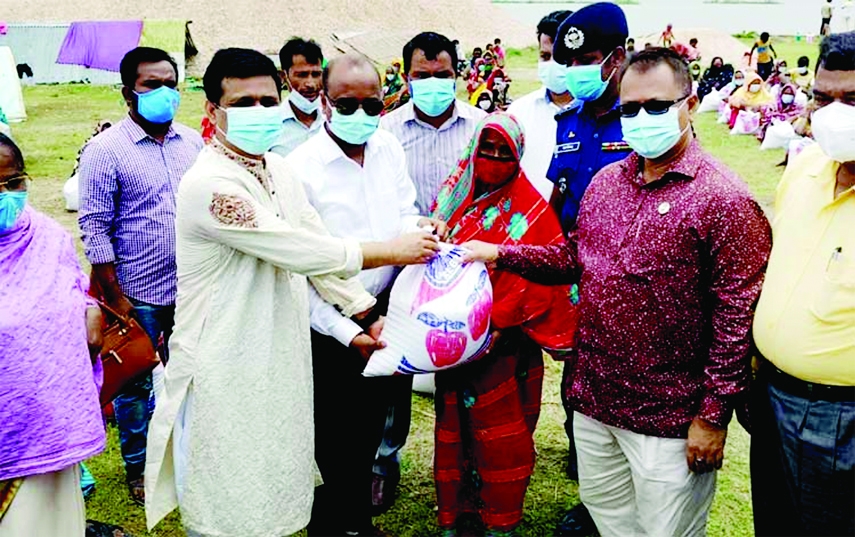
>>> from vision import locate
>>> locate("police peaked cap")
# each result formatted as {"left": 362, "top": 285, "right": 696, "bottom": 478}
{"left": 553, "top": 2, "right": 629, "bottom": 65}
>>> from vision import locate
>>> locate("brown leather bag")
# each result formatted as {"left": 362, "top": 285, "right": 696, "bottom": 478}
{"left": 97, "top": 301, "right": 160, "bottom": 408}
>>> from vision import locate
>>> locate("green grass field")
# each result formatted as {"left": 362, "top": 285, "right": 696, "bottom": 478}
{"left": 10, "top": 38, "right": 817, "bottom": 536}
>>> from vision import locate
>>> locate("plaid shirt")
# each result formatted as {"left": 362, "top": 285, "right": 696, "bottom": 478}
{"left": 78, "top": 117, "right": 203, "bottom": 306}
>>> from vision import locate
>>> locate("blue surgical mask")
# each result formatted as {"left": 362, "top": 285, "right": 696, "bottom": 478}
{"left": 0, "top": 191, "right": 27, "bottom": 233}
{"left": 409, "top": 78, "right": 456, "bottom": 118}
{"left": 328, "top": 109, "right": 380, "bottom": 145}
{"left": 620, "top": 102, "right": 688, "bottom": 160}
{"left": 288, "top": 90, "right": 321, "bottom": 114}
{"left": 135, "top": 86, "right": 180, "bottom": 124}
{"left": 219, "top": 105, "right": 285, "bottom": 156}
{"left": 538, "top": 60, "right": 569, "bottom": 95}
{"left": 564, "top": 53, "right": 615, "bottom": 102}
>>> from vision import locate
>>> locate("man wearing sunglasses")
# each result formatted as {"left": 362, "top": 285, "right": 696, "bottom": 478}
{"left": 285, "top": 54, "right": 445, "bottom": 536}
{"left": 575, "top": 45, "right": 770, "bottom": 536}
{"left": 462, "top": 46, "right": 771, "bottom": 536}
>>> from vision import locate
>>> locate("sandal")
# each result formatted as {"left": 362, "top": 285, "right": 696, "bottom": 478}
{"left": 126, "top": 477, "right": 145, "bottom": 507}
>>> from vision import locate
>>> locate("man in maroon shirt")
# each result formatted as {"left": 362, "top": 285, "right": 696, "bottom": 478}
{"left": 463, "top": 48, "right": 771, "bottom": 535}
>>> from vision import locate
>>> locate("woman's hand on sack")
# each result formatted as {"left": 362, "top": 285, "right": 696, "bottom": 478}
{"left": 460, "top": 240, "right": 499, "bottom": 265}
{"left": 86, "top": 306, "right": 104, "bottom": 363}
{"left": 416, "top": 217, "right": 450, "bottom": 241}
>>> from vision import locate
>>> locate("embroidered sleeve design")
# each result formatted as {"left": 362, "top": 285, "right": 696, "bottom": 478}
{"left": 209, "top": 193, "right": 259, "bottom": 229}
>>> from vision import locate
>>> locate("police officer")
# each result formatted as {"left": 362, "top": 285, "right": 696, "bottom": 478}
{"left": 546, "top": 3, "right": 630, "bottom": 536}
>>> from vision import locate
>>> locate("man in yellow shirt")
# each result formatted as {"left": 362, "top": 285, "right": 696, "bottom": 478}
{"left": 751, "top": 31, "right": 855, "bottom": 537}
{"left": 789, "top": 56, "right": 816, "bottom": 93}
{"left": 750, "top": 32, "right": 777, "bottom": 81}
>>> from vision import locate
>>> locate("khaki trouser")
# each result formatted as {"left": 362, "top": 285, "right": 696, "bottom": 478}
{"left": 574, "top": 412, "right": 717, "bottom": 537}
{"left": 0, "top": 465, "right": 85, "bottom": 537}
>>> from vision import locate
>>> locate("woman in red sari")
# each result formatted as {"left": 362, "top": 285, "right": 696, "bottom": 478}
{"left": 430, "top": 113, "right": 577, "bottom": 537}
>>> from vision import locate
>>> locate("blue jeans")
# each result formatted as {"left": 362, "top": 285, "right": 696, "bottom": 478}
{"left": 769, "top": 382, "right": 855, "bottom": 536}
{"left": 112, "top": 298, "right": 174, "bottom": 480}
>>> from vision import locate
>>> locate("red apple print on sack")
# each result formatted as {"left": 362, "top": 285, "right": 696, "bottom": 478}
{"left": 418, "top": 312, "right": 468, "bottom": 368}
{"left": 466, "top": 270, "right": 492, "bottom": 340}
{"left": 411, "top": 247, "right": 468, "bottom": 313}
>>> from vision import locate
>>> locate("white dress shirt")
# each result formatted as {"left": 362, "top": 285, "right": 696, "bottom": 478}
{"left": 270, "top": 100, "right": 325, "bottom": 158}
{"left": 507, "top": 87, "right": 578, "bottom": 200}
{"left": 381, "top": 100, "right": 486, "bottom": 214}
{"left": 285, "top": 127, "right": 422, "bottom": 346}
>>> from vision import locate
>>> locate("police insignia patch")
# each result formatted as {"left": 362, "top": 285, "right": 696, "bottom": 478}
{"left": 564, "top": 27, "right": 585, "bottom": 50}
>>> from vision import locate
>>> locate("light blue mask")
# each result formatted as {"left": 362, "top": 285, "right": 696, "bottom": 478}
{"left": 0, "top": 191, "right": 27, "bottom": 233}
{"left": 219, "top": 105, "right": 285, "bottom": 156}
{"left": 620, "top": 103, "right": 688, "bottom": 160}
{"left": 538, "top": 60, "right": 569, "bottom": 95}
{"left": 564, "top": 53, "right": 615, "bottom": 102}
{"left": 329, "top": 109, "right": 380, "bottom": 145}
{"left": 135, "top": 86, "right": 180, "bottom": 124}
{"left": 409, "top": 78, "right": 456, "bottom": 117}
{"left": 288, "top": 90, "right": 321, "bottom": 114}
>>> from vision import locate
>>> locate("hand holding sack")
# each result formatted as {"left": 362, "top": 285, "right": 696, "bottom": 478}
{"left": 363, "top": 244, "right": 493, "bottom": 377}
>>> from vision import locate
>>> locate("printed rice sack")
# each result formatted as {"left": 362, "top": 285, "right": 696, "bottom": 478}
{"left": 363, "top": 244, "right": 492, "bottom": 377}
{"left": 731, "top": 110, "right": 761, "bottom": 135}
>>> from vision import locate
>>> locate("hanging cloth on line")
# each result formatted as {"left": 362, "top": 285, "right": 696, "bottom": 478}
{"left": 56, "top": 21, "right": 143, "bottom": 72}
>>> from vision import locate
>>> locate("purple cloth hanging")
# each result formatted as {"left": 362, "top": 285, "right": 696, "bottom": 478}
{"left": 56, "top": 21, "right": 143, "bottom": 72}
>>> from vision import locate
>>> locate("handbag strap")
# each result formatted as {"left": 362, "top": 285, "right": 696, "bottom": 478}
{"left": 97, "top": 300, "right": 132, "bottom": 327}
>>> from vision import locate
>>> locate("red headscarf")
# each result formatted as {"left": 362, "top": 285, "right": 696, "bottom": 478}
{"left": 432, "top": 113, "right": 577, "bottom": 352}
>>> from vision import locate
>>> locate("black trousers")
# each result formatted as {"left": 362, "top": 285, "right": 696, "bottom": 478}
{"left": 308, "top": 307, "right": 412, "bottom": 534}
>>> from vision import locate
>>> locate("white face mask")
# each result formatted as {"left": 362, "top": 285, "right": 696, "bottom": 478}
{"left": 781, "top": 94, "right": 795, "bottom": 105}
{"left": 798, "top": 67, "right": 809, "bottom": 75}
{"left": 734, "top": 78, "right": 745, "bottom": 87}
{"left": 749, "top": 83, "right": 761, "bottom": 93}
{"left": 812, "top": 102, "right": 855, "bottom": 163}
{"left": 538, "top": 60, "right": 569, "bottom": 94}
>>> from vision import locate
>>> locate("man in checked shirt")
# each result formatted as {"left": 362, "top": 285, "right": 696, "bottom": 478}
{"left": 78, "top": 47, "right": 203, "bottom": 506}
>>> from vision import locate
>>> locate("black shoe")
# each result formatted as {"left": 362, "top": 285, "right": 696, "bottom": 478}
{"left": 370, "top": 470, "right": 400, "bottom": 516}
{"left": 554, "top": 504, "right": 596, "bottom": 536}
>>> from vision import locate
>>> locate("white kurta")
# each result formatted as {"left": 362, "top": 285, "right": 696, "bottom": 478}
{"left": 145, "top": 146, "right": 375, "bottom": 537}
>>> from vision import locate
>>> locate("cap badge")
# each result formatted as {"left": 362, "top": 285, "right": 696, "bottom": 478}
{"left": 564, "top": 27, "right": 585, "bottom": 50}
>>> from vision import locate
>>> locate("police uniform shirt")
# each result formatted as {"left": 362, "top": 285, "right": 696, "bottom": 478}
{"left": 547, "top": 102, "right": 630, "bottom": 231}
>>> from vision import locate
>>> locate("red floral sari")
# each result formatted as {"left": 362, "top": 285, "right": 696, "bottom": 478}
{"left": 430, "top": 113, "right": 577, "bottom": 532}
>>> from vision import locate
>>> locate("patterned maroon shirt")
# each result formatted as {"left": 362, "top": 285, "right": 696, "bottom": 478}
{"left": 497, "top": 140, "right": 771, "bottom": 438}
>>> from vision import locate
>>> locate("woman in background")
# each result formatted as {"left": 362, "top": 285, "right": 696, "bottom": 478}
{"left": 728, "top": 72, "right": 773, "bottom": 128}
{"left": 757, "top": 83, "right": 805, "bottom": 141}
{"left": 698, "top": 57, "right": 734, "bottom": 101}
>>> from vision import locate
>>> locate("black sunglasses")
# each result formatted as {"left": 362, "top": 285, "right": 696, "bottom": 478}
{"left": 0, "top": 173, "right": 29, "bottom": 191}
{"left": 328, "top": 97, "right": 384, "bottom": 117}
{"left": 619, "top": 95, "right": 689, "bottom": 118}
